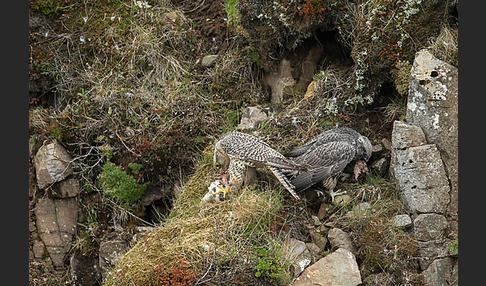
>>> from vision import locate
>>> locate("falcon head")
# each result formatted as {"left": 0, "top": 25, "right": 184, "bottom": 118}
{"left": 213, "top": 144, "right": 230, "bottom": 171}
{"left": 357, "top": 135, "right": 373, "bottom": 162}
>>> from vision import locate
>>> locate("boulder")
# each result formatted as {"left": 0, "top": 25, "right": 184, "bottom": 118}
{"left": 237, "top": 106, "right": 268, "bottom": 130}
{"left": 34, "top": 196, "right": 78, "bottom": 268}
{"left": 407, "top": 49, "right": 458, "bottom": 220}
{"left": 391, "top": 214, "right": 413, "bottom": 228}
{"left": 413, "top": 214, "right": 448, "bottom": 242}
{"left": 70, "top": 252, "right": 101, "bottom": 286}
{"left": 34, "top": 140, "right": 73, "bottom": 189}
{"left": 99, "top": 240, "right": 129, "bottom": 281}
{"left": 422, "top": 257, "right": 453, "bottom": 286}
{"left": 390, "top": 121, "right": 450, "bottom": 214}
{"left": 293, "top": 248, "right": 361, "bottom": 286}
{"left": 327, "top": 228, "right": 357, "bottom": 256}
{"left": 47, "top": 177, "right": 81, "bottom": 198}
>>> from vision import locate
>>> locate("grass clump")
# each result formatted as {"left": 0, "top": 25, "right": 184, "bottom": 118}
{"left": 104, "top": 147, "right": 296, "bottom": 285}
{"left": 98, "top": 161, "right": 148, "bottom": 206}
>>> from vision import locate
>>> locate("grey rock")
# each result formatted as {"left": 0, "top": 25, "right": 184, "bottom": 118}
{"left": 327, "top": 228, "right": 357, "bottom": 255}
{"left": 139, "top": 187, "right": 164, "bottom": 206}
{"left": 201, "top": 55, "right": 218, "bottom": 67}
{"left": 32, "top": 239, "right": 46, "bottom": 259}
{"left": 370, "top": 157, "right": 388, "bottom": 177}
{"left": 29, "top": 217, "right": 37, "bottom": 232}
{"left": 381, "top": 138, "right": 392, "bottom": 150}
{"left": 287, "top": 238, "right": 307, "bottom": 258}
{"left": 391, "top": 214, "right": 413, "bottom": 228}
{"left": 293, "top": 248, "right": 361, "bottom": 286}
{"left": 237, "top": 106, "right": 268, "bottom": 130}
{"left": 414, "top": 214, "right": 448, "bottom": 242}
{"left": 390, "top": 121, "right": 427, "bottom": 150}
{"left": 47, "top": 177, "right": 81, "bottom": 198}
{"left": 390, "top": 122, "right": 450, "bottom": 214}
{"left": 417, "top": 239, "right": 450, "bottom": 270}
{"left": 34, "top": 196, "right": 78, "bottom": 268}
{"left": 371, "top": 144, "right": 383, "bottom": 158}
{"left": 305, "top": 242, "right": 321, "bottom": 257}
{"left": 291, "top": 249, "right": 313, "bottom": 276}
{"left": 70, "top": 252, "right": 101, "bottom": 286}
{"left": 99, "top": 240, "right": 129, "bottom": 281}
{"left": 29, "top": 163, "right": 37, "bottom": 198}
{"left": 450, "top": 259, "right": 458, "bottom": 286}
{"left": 34, "top": 140, "right": 73, "bottom": 189}
{"left": 407, "top": 49, "right": 458, "bottom": 220}
{"left": 423, "top": 257, "right": 453, "bottom": 286}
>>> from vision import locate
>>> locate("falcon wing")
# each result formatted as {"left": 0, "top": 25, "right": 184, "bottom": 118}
{"left": 285, "top": 128, "right": 357, "bottom": 158}
{"left": 290, "top": 141, "right": 357, "bottom": 191}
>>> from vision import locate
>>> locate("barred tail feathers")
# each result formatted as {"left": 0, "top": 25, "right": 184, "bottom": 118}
{"left": 269, "top": 167, "right": 300, "bottom": 200}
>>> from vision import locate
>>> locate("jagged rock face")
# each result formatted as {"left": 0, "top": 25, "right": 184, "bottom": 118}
{"left": 389, "top": 49, "right": 458, "bottom": 286}
{"left": 99, "top": 240, "right": 129, "bottom": 281}
{"left": 390, "top": 121, "right": 450, "bottom": 214}
{"left": 293, "top": 248, "right": 361, "bottom": 286}
{"left": 70, "top": 252, "right": 101, "bottom": 286}
{"left": 34, "top": 140, "right": 73, "bottom": 189}
{"left": 407, "top": 49, "right": 458, "bottom": 221}
{"left": 34, "top": 196, "right": 78, "bottom": 268}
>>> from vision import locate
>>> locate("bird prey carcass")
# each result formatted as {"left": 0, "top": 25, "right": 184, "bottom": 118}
{"left": 284, "top": 127, "right": 373, "bottom": 202}
{"left": 213, "top": 131, "right": 306, "bottom": 200}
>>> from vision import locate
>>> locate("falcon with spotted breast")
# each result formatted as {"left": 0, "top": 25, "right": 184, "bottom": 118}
{"left": 213, "top": 131, "right": 306, "bottom": 200}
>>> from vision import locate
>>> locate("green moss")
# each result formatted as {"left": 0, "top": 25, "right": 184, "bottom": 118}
{"left": 225, "top": 0, "right": 242, "bottom": 30}
{"left": 98, "top": 161, "right": 148, "bottom": 206}
{"left": 254, "top": 245, "right": 291, "bottom": 285}
{"left": 30, "top": 0, "right": 73, "bottom": 18}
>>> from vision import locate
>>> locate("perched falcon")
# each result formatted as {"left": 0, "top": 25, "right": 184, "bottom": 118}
{"left": 284, "top": 127, "right": 373, "bottom": 201}
{"left": 213, "top": 131, "right": 306, "bottom": 200}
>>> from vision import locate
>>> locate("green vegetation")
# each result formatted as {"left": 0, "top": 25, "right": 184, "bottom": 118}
{"left": 254, "top": 246, "right": 291, "bottom": 284}
{"left": 225, "top": 0, "right": 241, "bottom": 30}
{"left": 98, "top": 161, "right": 148, "bottom": 206}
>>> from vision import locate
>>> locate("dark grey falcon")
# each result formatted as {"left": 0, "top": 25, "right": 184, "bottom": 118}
{"left": 284, "top": 127, "right": 373, "bottom": 201}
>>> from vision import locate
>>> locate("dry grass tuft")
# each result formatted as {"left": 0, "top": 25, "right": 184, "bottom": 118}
{"left": 428, "top": 24, "right": 458, "bottom": 67}
{"left": 104, "top": 147, "right": 296, "bottom": 285}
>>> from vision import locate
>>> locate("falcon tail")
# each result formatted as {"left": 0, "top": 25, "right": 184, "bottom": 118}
{"left": 269, "top": 167, "right": 300, "bottom": 200}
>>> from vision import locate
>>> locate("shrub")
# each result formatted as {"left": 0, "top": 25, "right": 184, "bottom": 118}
{"left": 144, "top": 256, "right": 198, "bottom": 286}
{"left": 98, "top": 161, "right": 148, "bottom": 206}
{"left": 254, "top": 246, "right": 291, "bottom": 285}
